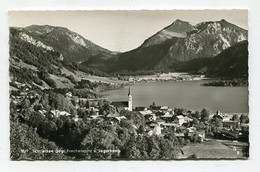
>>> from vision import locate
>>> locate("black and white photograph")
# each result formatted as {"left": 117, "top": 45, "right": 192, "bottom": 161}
{"left": 9, "top": 10, "right": 249, "bottom": 160}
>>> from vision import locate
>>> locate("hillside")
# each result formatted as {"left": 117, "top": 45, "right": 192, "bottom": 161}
{"left": 9, "top": 27, "right": 124, "bottom": 90}
{"left": 108, "top": 19, "right": 248, "bottom": 72}
{"left": 171, "top": 40, "right": 248, "bottom": 78}
{"left": 207, "top": 40, "right": 248, "bottom": 78}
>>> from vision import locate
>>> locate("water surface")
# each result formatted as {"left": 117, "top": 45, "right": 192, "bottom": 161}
{"left": 101, "top": 81, "right": 248, "bottom": 113}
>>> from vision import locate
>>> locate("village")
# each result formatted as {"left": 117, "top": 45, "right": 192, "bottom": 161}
{"left": 126, "top": 73, "right": 207, "bottom": 83}
{"left": 10, "top": 80, "right": 249, "bottom": 145}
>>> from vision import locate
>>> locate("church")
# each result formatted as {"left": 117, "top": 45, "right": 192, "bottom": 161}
{"left": 111, "top": 87, "right": 133, "bottom": 112}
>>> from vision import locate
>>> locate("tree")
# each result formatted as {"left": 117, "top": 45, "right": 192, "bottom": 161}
{"left": 85, "top": 100, "right": 90, "bottom": 108}
{"left": 10, "top": 120, "right": 67, "bottom": 160}
{"left": 193, "top": 111, "right": 200, "bottom": 119}
{"left": 232, "top": 114, "right": 239, "bottom": 121}
{"left": 201, "top": 108, "right": 210, "bottom": 122}
{"left": 81, "top": 128, "right": 118, "bottom": 159}
{"left": 21, "top": 99, "right": 31, "bottom": 109}
{"left": 240, "top": 114, "right": 249, "bottom": 124}
{"left": 192, "top": 118, "right": 199, "bottom": 126}
{"left": 147, "top": 136, "right": 161, "bottom": 159}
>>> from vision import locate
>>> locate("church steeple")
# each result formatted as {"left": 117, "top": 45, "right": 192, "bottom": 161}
{"left": 128, "top": 86, "right": 132, "bottom": 96}
{"left": 128, "top": 86, "right": 132, "bottom": 111}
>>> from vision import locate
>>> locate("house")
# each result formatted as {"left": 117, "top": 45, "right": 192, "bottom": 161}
{"left": 149, "top": 122, "right": 159, "bottom": 128}
{"left": 155, "top": 111, "right": 164, "bottom": 117}
{"left": 90, "top": 107, "right": 99, "bottom": 115}
{"left": 214, "top": 111, "right": 230, "bottom": 122}
{"left": 106, "top": 113, "right": 119, "bottom": 118}
{"left": 197, "top": 131, "right": 206, "bottom": 142}
{"left": 223, "top": 120, "right": 239, "bottom": 130}
{"left": 174, "top": 115, "right": 185, "bottom": 125}
{"left": 50, "top": 110, "right": 60, "bottom": 117}
{"left": 160, "top": 112, "right": 174, "bottom": 122}
{"left": 38, "top": 109, "right": 47, "bottom": 116}
{"left": 49, "top": 110, "right": 71, "bottom": 118}
{"left": 148, "top": 125, "right": 161, "bottom": 136}
{"left": 135, "top": 106, "right": 147, "bottom": 111}
{"left": 113, "top": 116, "right": 127, "bottom": 123}
{"left": 139, "top": 110, "right": 153, "bottom": 116}
{"left": 188, "top": 130, "right": 205, "bottom": 142}
{"left": 186, "top": 126, "right": 196, "bottom": 133}
{"left": 168, "top": 108, "right": 174, "bottom": 114}
{"left": 222, "top": 115, "right": 230, "bottom": 122}
{"left": 65, "top": 92, "right": 72, "bottom": 98}
{"left": 128, "top": 77, "right": 135, "bottom": 83}
{"left": 73, "top": 115, "right": 82, "bottom": 122}
{"left": 150, "top": 105, "right": 161, "bottom": 111}
{"left": 144, "top": 113, "right": 156, "bottom": 122}
{"left": 109, "top": 116, "right": 127, "bottom": 125}
{"left": 161, "top": 122, "right": 179, "bottom": 132}
{"left": 111, "top": 101, "right": 129, "bottom": 112}
{"left": 153, "top": 119, "right": 165, "bottom": 126}
{"left": 160, "top": 106, "right": 168, "bottom": 111}
{"left": 174, "top": 133, "right": 185, "bottom": 137}
{"left": 59, "top": 111, "right": 72, "bottom": 116}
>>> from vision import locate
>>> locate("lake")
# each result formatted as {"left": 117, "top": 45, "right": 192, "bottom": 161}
{"left": 101, "top": 80, "right": 249, "bottom": 113}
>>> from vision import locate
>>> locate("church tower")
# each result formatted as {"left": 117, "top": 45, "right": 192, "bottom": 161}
{"left": 128, "top": 86, "right": 133, "bottom": 111}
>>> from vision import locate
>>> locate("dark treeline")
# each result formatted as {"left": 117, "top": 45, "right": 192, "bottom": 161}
{"left": 202, "top": 80, "right": 248, "bottom": 87}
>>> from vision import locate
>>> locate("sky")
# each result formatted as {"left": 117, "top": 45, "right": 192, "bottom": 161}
{"left": 9, "top": 10, "right": 248, "bottom": 52}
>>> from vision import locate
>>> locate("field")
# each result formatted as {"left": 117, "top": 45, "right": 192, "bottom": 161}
{"left": 177, "top": 139, "right": 248, "bottom": 159}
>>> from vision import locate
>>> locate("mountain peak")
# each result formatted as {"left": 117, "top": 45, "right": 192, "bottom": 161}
{"left": 170, "top": 19, "right": 193, "bottom": 27}
{"left": 25, "top": 24, "right": 69, "bottom": 34}
{"left": 174, "top": 19, "right": 184, "bottom": 23}
{"left": 220, "top": 19, "right": 227, "bottom": 22}
{"left": 14, "top": 25, "right": 112, "bottom": 62}
{"left": 173, "top": 19, "right": 188, "bottom": 23}
{"left": 140, "top": 19, "right": 196, "bottom": 47}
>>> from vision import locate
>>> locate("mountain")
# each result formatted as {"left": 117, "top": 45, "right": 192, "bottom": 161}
{"left": 10, "top": 21, "right": 248, "bottom": 80}
{"left": 171, "top": 40, "right": 248, "bottom": 78}
{"left": 207, "top": 40, "right": 248, "bottom": 78}
{"left": 15, "top": 25, "right": 112, "bottom": 62}
{"left": 141, "top": 19, "right": 196, "bottom": 47}
{"left": 9, "top": 26, "right": 112, "bottom": 89}
{"left": 108, "top": 19, "right": 248, "bottom": 72}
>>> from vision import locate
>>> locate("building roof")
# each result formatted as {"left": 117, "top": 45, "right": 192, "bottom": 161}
{"left": 149, "top": 123, "right": 158, "bottom": 127}
{"left": 139, "top": 110, "right": 153, "bottom": 115}
{"left": 160, "top": 106, "right": 168, "bottom": 110}
{"left": 59, "top": 111, "right": 71, "bottom": 116}
{"left": 144, "top": 113, "right": 156, "bottom": 117}
{"left": 111, "top": 101, "right": 128, "bottom": 108}
{"left": 161, "top": 112, "right": 173, "bottom": 118}
{"left": 106, "top": 113, "right": 118, "bottom": 118}
{"left": 161, "top": 123, "right": 179, "bottom": 127}
{"left": 135, "top": 106, "right": 147, "bottom": 111}
{"left": 174, "top": 133, "right": 185, "bottom": 137}
{"left": 176, "top": 115, "right": 185, "bottom": 119}
{"left": 50, "top": 110, "right": 60, "bottom": 116}
{"left": 115, "top": 116, "right": 127, "bottom": 121}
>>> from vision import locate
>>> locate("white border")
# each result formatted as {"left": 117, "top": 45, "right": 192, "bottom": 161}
{"left": 1, "top": 0, "right": 260, "bottom": 172}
